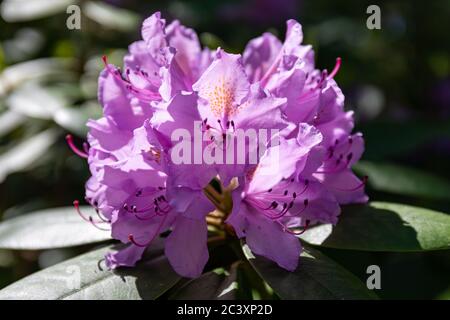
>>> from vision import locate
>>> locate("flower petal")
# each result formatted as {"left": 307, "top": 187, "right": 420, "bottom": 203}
{"left": 244, "top": 204, "right": 301, "bottom": 271}
{"left": 193, "top": 50, "right": 250, "bottom": 117}
{"left": 165, "top": 217, "right": 209, "bottom": 278}
{"left": 105, "top": 244, "right": 146, "bottom": 269}
{"left": 316, "top": 170, "right": 369, "bottom": 204}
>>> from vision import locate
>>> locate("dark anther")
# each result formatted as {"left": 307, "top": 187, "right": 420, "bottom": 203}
{"left": 346, "top": 153, "right": 353, "bottom": 162}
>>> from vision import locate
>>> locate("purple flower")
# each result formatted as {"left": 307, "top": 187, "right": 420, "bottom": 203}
{"left": 68, "top": 12, "right": 368, "bottom": 278}
{"left": 152, "top": 50, "right": 291, "bottom": 187}
{"left": 227, "top": 124, "right": 340, "bottom": 270}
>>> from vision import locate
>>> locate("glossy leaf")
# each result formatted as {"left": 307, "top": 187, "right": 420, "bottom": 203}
{"left": 0, "top": 111, "right": 26, "bottom": 137}
{"left": 170, "top": 262, "right": 244, "bottom": 300}
{"left": 1, "top": 0, "right": 73, "bottom": 22}
{"left": 83, "top": 2, "right": 139, "bottom": 32}
{"left": 0, "top": 239, "right": 181, "bottom": 299}
{"left": 0, "top": 58, "right": 73, "bottom": 96}
{"left": 354, "top": 161, "right": 450, "bottom": 200}
{"left": 53, "top": 101, "right": 102, "bottom": 136}
{"left": 0, "top": 206, "right": 111, "bottom": 249}
{"left": 0, "top": 128, "right": 59, "bottom": 182}
{"left": 300, "top": 202, "right": 450, "bottom": 252}
{"left": 242, "top": 242, "right": 377, "bottom": 300}
{"left": 6, "top": 82, "right": 67, "bottom": 119}
{"left": 361, "top": 121, "right": 450, "bottom": 161}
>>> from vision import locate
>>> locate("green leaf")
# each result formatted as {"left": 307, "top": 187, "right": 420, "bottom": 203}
{"left": 83, "top": 2, "right": 139, "bottom": 32}
{"left": 354, "top": 161, "right": 450, "bottom": 200}
{"left": 0, "top": 239, "right": 181, "bottom": 299}
{"left": 360, "top": 121, "right": 450, "bottom": 160}
{"left": 0, "top": 128, "right": 59, "bottom": 183}
{"left": 53, "top": 101, "right": 102, "bottom": 136}
{"left": 170, "top": 262, "right": 244, "bottom": 300}
{"left": 300, "top": 202, "right": 450, "bottom": 252}
{"left": 242, "top": 242, "right": 376, "bottom": 300}
{"left": 200, "top": 33, "right": 226, "bottom": 50}
{"left": 6, "top": 82, "right": 67, "bottom": 119}
{"left": 1, "top": 0, "right": 75, "bottom": 22}
{"left": 0, "top": 206, "right": 111, "bottom": 249}
{"left": 0, "top": 111, "right": 26, "bottom": 137}
{"left": 0, "top": 58, "right": 73, "bottom": 96}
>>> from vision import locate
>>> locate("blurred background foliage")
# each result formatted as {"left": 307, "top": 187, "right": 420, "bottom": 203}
{"left": 0, "top": 0, "right": 449, "bottom": 299}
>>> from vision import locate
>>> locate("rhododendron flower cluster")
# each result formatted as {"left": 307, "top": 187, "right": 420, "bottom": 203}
{"left": 69, "top": 12, "right": 368, "bottom": 278}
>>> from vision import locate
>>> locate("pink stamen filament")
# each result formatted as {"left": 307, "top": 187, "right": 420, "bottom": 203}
{"left": 101, "top": 55, "right": 160, "bottom": 102}
{"left": 327, "top": 57, "right": 342, "bottom": 79}
{"left": 290, "top": 199, "right": 309, "bottom": 217}
{"left": 260, "top": 49, "right": 285, "bottom": 87}
{"left": 73, "top": 200, "right": 90, "bottom": 222}
{"left": 315, "top": 155, "right": 351, "bottom": 174}
{"left": 128, "top": 212, "right": 169, "bottom": 247}
{"left": 66, "top": 135, "right": 88, "bottom": 158}
{"left": 282, "top": 220, "right": 311, "bottom": 235}
{"left": 95, "top": 209, "right": 110, "bottom": 223}
{"left": 73, "top": 200, "right": 110, "bottom": 231}
{"left": 88, "top": 216, "right": 110, "bottom": 231}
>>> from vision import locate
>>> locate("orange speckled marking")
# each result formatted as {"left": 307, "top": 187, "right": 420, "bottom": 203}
{"left": 205, "top": 77, "right": 236, "bottom": 117}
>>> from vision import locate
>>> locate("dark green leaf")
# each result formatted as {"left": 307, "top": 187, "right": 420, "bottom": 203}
{"left": 354, "top": 161, "right": 450, "bottom": 200}
{"left": 0, "top": 206, "right": 111, "bottom": 249}
{"left": 0, "top": 239, "right": 181, "bottom": 299}
{"left": 242, "top": 242, "right": 376, "bottom": 300}
{"left": 360, "top": 121, "right": 450, "bottom": 161}
{"left": 300, "top": 202, "right": 450, "bottom": 252}
{"left": 170, "top": 262, "right": 244, "bottom": 300}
